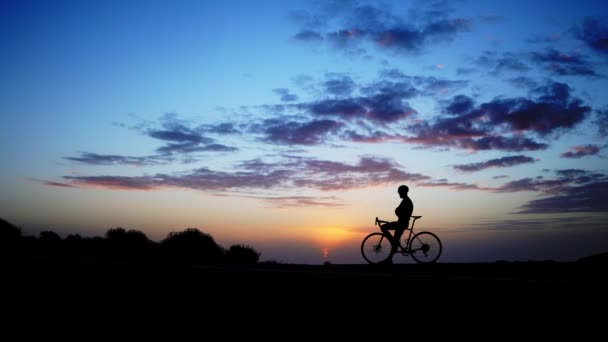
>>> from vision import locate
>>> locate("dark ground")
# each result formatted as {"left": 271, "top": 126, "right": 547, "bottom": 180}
{"left": 5, "top": 255, "right": 606, "bottom": 302}
{"left": 4, "top": 257, "right": 604, "bottom": 334}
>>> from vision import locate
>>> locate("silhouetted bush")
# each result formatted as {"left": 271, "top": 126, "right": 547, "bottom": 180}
{"left": 161, "top": 228, "right": 225, "bottom": 263}
{"left": 105, "top": 227, "right": 156, "bottom": 256}
{"left": 226, "top": 244, "right": 260, "bottom": 264}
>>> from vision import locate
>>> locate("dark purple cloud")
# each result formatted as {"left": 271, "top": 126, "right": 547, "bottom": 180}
{"left": 423, "top": 168, "right": 608, "bottom": 214}
{"left": 292, "top": 2, "right": 472, "bottom": 54}
{"left": 560, "top": 145, "right": 601, "bottom": 158}
{"left": 141, "top": 116, "right": 239, "bottom": 155}
{"left": 518, "top": 182, "right": 608, "bottom": 213}
{"left": 323, "top": 75, "right": 356, "bottom": 96}
{"left": 405, "top": 81, "right": 591, "bottom": 151}
{"left": 494, "top": 169, "right": 608, "bottom": 194}
{"left": 372, "top": 18, "right": 471, "bottom": 53}
{"left": 453, "top": 155, "right": 536, "bottom": 172}
{"left": 531, "top": 48, "right": 601, "bottom": 77}
{"left": 261, "top": 119, "right": 343, "bottom": 145}
{"left": 307, "top": 94, "right": 417, "bottom": 124}
{"left": 445, "top": 95, "right": 475, "bottom": 115}
{"left": 308, "top": 98, "right": 366, "bottom": 118}
{"left": 576, "top": 18, "right": 608, "bottom": 55}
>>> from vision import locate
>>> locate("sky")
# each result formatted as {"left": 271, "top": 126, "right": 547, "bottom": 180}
{"left": 1, "top": 0, "right": 607, "bottom": 264}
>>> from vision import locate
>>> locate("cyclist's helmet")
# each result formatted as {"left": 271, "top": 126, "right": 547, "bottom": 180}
{"left": 398, "top": 185, "right": 409, "bottom": 193}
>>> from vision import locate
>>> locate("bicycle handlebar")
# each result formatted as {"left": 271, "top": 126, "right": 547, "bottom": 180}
{"left": 375, "top": 217, "right": 389, "bottom": 226}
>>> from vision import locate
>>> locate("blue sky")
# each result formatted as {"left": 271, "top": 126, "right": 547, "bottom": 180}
{"left": 1, "top": 0, "right": 607, "bottom": 264}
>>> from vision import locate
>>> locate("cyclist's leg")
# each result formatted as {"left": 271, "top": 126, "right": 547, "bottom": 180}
{"left": 392, "top": 220, "right": 409, "bottom": 247}
{"left": 380, "top": 222, "right": 399, "bottom": 261}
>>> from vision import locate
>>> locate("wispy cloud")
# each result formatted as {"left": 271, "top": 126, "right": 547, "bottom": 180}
{"left": 560, "top": 145, "right": 601, "bottom": 158}
{"left": 475, "top": 51, "right": 530, "bottom": 75}
{"left": 55, "top": 156, "right": 431, "bottom": 193}
{"left": 453, "top": 155, "right": 536, "bottom": 172}
{"left": 65, "top": 152, "right": 171, "bottom": 166}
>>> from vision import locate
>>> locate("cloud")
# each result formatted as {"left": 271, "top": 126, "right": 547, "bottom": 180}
{"left": 261, "top": 119, "right": 343, "bottom": 145}
{"left": 306, "top": 89, "right": 417, "bottom": 124}
{"left": 475, "top": 51, "right": 530, "bottom": 75}
{"left": 560, "top": 145, "right": 601, "bottom": 158}
{"left": 405, "top": 81, "right": 591, "bottom": 151}
{"left": 518, "top": 181, "right": 608, "bottom": 213}
{"left": 291, "top": 2, "right": 472, "bottom": 54}
{"left": 155, "top": 142, "right": 237, "bottom": 154}
{"left": 417, "top": 180, "right": 484, "bottom": 191}
{"left": 140, "top": 115, "right": 239, "bottom": 154}
{"left": 243, "top": 195, "right": 346, "bottom": 208}
{"left": 594, "top": 108, "right": 608, "bottom": 136}
{"left": 292, "top": 30, "right": 323, "bottom": 41}
{"left": 378, "top": 69, "right": 469, "bottom": 95}
{"left": 453, "top": 155, "right": 536, "bottom": 172}
{"left": 531, "top": 48, "right": 601, "bottom": 77}
{"left": 55, "top": 156, "right": 431, "bottom": 194}
{"left": 64, "top": 175, "right": 159, "bottom": 190}
{"left": 421, "top": 168, "right": 608, "bottom": 214}
{"left": 576, "top": 18, "right": 608, "bottom": 55}
{"left": 323, "top": 74, "right": 356, "bottom": 96}
{"left": 506, "top": 76, "right": 538, "bottom": 89}
{"left": 42, "top": 181, "right": 77, "bottom": 188}
{"left": 273, "top": 88, "right": 299, "bottom": 102}
{"left": 466, "top": 215, "right": 607, "bottom": 232}
{"left": 65, "top": 152, "right": 170, "bottom": 166}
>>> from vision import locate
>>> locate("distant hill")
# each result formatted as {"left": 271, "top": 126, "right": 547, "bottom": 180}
{"left": 577, "top": 252, "right": 608, "bottom": 264}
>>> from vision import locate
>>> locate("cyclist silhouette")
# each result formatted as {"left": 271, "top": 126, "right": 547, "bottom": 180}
{"left": 379, "top": 185, "right": 414, "bottom": 263}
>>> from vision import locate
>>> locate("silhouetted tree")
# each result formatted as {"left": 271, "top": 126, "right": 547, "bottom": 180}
{"left": 161, "top": 228, "right": 225, "bottom": 263}
{"left": 0, "top": 218, "right": 22, "bottom": 255}
{"left": 226, "top": 244, "right": 260, "bottom": 264}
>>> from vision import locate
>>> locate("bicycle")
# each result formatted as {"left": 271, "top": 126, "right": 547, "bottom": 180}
{"left": 361, "top": 216, "right": 442, "bottom": 264}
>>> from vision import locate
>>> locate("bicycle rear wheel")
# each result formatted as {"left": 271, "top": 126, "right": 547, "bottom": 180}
{"left": 408, "top": 231, "right": 442, "bottom": 264}
{"left": 361, "top": 232, "right": 392, "bottom": 264}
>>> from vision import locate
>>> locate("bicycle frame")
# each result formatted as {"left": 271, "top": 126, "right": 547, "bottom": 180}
{"left": 375, "top": 215, "right": 422, "bottom": 253}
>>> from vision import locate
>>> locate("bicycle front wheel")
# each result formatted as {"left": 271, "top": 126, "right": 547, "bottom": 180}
{"left": 408, "top": 231, "right": 442, "bottom": 264}
{"left": 361, "top": 232, "right": 392, "bottom": 264}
